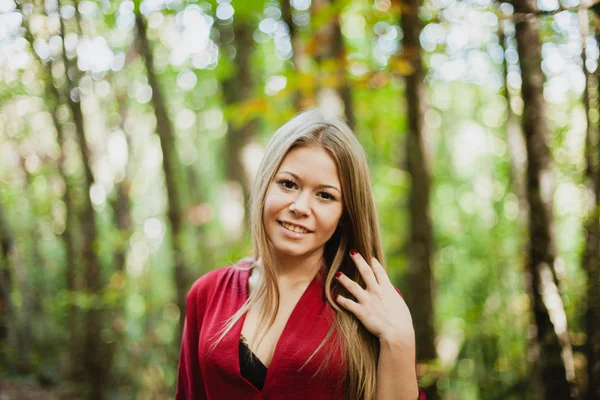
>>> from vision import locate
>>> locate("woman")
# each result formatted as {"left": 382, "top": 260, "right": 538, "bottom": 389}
{"left": 176, "top": 109, "right": 426, "bottom": 399}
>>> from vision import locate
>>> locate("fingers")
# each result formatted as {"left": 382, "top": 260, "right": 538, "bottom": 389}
{"left": 335, "top": 250, "right": 393, "bottom": 308}
{"left": 335, "top": 294, "right": 362, "bottom": 316}
{"left": 335, "top": 270, "right": 367, "bottom": 302}
{"left": 349, "top": 250, "right": 379, "bottom": 288}
{"left": 370, "top": 257, "right": 390, "bottom": 286}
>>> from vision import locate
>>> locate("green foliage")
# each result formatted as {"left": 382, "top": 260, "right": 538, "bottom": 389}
{"left": 0, "top": 0, "right": 594, "bottom": 398}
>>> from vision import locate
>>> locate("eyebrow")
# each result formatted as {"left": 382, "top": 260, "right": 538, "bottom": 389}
{"left": 279, "top": 171, "right": 341, "bottom": 193}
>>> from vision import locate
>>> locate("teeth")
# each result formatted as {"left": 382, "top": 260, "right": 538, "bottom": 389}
{"left": 281, "top": 222, "right": 308, "bottom": 233}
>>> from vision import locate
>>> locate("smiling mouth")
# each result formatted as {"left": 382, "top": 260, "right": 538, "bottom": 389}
{"left": 279, "top": 221, "right": 311, "bottom": 234}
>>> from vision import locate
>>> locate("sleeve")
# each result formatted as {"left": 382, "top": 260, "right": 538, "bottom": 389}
{"left": 394, "top": 287, "right": 427, "bottom": 400}
{"left": 176, "top": 280, "right": 208, "bottom": 400}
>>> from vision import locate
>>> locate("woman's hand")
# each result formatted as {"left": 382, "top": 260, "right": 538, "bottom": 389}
{"left": 335, "top": 250, "right": 416, "bottom": 346}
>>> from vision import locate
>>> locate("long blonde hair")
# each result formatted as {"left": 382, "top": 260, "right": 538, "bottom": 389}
{"left": 215, "top": 109, "right": 384, "bottom": 399}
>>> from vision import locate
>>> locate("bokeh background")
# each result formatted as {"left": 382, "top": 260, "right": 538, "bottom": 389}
{"left": 0, "top": 0, "right": 599, "bottom": 398}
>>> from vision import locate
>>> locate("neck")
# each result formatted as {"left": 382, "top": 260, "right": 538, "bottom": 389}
{"left": 273, "top": 249, "right": 324, "bottom": 285}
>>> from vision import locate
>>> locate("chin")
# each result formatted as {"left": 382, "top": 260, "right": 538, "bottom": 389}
{"left": 272, "top": 244, "right": 312, "bottom": 258}
{"left": 268, "top": 238, "right": 323, "bottom": 259}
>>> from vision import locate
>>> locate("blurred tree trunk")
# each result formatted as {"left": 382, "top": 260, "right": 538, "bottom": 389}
{"left": 0, "top": 221, "right": 10, "bottom": 344}
{"left": 396, "top": 0, "right": 437, "bottom": 398}
{"left": 0, "top": 200, "right": 15, "bottom": 367}
{"left": 19, "top": 155, "right": 51, "bottom": 363}
{"left": 499, "top": 18, "right": 537, "bottom": 398}
{"left": 104, "top": 87, "right": 133, "bottom": 384}
{"left": 510, "top": 0, "right": 578, "bottom": 398}
{"left": 57, "top": 1, "right": 107, "bottom": 397}
{"left": 19, "top": 1, "right": 82, "bottom": 379}
{"left": 0, "top": 193, "right": 31, "bottom": 374}
{"left": 584, "top": 7, "right": 600, "bottom": 399}
{"left": 311, "top": 0, "right": 355, "bottom": 127}
{"left": 135, "top": 11, "right": 188, "bottom": 334}
{"left": 45, "top": 64, "right": 82, "bottom": 380}
{"left": 110, "top": 93, "right": 133, "bottom": 277}
{"left": 50, "top": 92, "right": 83, "bottom": 380}
{"left": 280, "top": 0, "right": 309, "bottom": 110}
{"left": 220, "top": 20, "right": 257, "bottom": 212}
{"left": 499, "top": 20, "right": 528, "bottom": 221}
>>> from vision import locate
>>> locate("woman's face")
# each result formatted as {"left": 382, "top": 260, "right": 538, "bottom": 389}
{"left": 263, "top": 145, "right": 344, "bottom": 261}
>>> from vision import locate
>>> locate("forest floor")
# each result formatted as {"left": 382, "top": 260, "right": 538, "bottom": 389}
{"left": 0, "top": 378, "right": 80, "bottom": 400}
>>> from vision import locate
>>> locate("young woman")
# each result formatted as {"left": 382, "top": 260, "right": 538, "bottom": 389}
{"left": 176, "top": 109, "right": 426, "bottom": 399}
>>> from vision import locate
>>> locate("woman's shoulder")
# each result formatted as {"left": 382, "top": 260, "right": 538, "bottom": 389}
{"left": 187, "top": 258, "right": 254, "bottom": 300}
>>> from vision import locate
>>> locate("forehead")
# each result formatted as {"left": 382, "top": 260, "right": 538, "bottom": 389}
{"left": 277, "top": 146, "right": 340, "bottom": 184}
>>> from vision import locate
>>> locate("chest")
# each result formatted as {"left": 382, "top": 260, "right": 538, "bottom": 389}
{"left": 240, "top": 291, "right": 306, "bottom": 367}
{"left": 196, "top": 273, "right": 346, "bottom": 397}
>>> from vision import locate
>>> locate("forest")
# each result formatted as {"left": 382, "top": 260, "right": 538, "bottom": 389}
{"left": 0, "top": 0, "right": 599, "bottom": 398}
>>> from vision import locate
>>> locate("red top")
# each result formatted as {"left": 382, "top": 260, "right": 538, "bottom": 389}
{"left": 176, "top": 263, "right": 426, "bottom": 399}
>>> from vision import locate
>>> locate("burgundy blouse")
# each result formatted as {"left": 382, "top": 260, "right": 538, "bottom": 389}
{"left": 176, "top": 263, "right": 426, "bottom": 399}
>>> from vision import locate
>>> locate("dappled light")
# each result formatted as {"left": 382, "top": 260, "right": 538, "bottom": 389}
{"left": 0, "top": 0, "right": 599, "bottom": 398}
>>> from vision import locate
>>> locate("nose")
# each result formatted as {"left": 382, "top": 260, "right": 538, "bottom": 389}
{"left": 290, "top": 191, "right": 311, "bottom": 216}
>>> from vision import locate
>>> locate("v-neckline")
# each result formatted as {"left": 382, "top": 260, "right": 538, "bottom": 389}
{"left": 236, "top": 266, "right": 323, "bottom": 390}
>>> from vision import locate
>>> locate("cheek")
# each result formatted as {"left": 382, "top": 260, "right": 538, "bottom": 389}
{"left": 318, "top": 207, "right": 343, "bottom": 233}
{"left": 263, "top": 189, "right": 285, "bottom": 219}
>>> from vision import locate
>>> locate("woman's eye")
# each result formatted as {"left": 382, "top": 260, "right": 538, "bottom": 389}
{"left": 278, "top": 179, "right": 297, "bottom": 190}
{"left": 319, "top": 191, "right": 335, "bottom": 201}
{"left": 277, "top": 180, "right": 335, "bottom": 201}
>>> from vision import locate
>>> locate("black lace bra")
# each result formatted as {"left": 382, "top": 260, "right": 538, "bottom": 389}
{"left": 239, "top": 334, "right": 268, "bottom": 390}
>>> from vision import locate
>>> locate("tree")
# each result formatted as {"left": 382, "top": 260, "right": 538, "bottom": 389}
{"left": 280, "top": 0, "right": 305, "bottom": 110}
{"left": 509, "top": 0, "right": 579, "bottom": 397}
{"left": 134, "top": 10, "right": 188, "bottom": 334}
{"left": 311, "top": 0, "right": 355, "bottom": 126}
{"left": 396, "top": 0, "right": 437, "bottom": 397}
{"left": 19, "top": 0, "right": 81, "bottom": 378}
{"left": 499, "top": 19, "right": 528, "bottom": 220}
{"left": 0, "top": 200, "right": 17, "bottom": 370}
{"left": 57, "top": 0, "right": 108, "bottom": 396}
{"left": 220, "top": 17, "right": 258, "bottom": 213}
{"left": 583, "top": 6, "right": 600, "bottom": 399}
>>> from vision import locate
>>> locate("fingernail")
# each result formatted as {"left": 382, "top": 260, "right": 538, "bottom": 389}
{"left": 335, "top": 271, "right": 342, "bottom": 278}
{"left": 335, "top": 294, "right": 339, "bottom": 300}
{"left": 350, "top": 249, "right": 357, "bottom": 256}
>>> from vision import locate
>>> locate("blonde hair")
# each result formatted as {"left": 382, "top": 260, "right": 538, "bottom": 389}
{"left": 215, "top": 109, "right": 384, "bottom": 399}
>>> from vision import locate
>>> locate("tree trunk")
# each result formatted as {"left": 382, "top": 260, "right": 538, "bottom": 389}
{"left": 397, "top": 0, "right": 437, "bottom": 398}
{"left": 499, "top": 20, "right": 529, "bottom": 221}
{"left": 0, "top": 224, "right": 10, "bottom": 349}
{"left": 57, "top": 1, "right": 107, "bottom": 397}
{"left": 499, "top": 18, "right": 539, "bottom": 398}
{"left": 221, "top": 21, "right": 258, "bottom": 212}
{"left": 135, "top": 11, "right": 188, "bottom": 334}
{"left": 98, "top": 79, "right": 133, "bottom": 387}
{"left": 0, "top": 200, "right": 16, "bottom": 368}
{"left": 280, "top": 0, "right": 309, "bottom": 110}
{"left": 19, "top": 0, "right": 82, "bottom": 379}
{"left": 19, "top": 155, "right": 51, "bottom": 365}
{"left": 111, "top": 93, "right": 133, "bottom": 277}
{"left": 47, "top": 67, "right": 82, "bottom": 380}
{"left": 0, "top": 188, "right": 33, "bottom": 374}
{"left": 510, "top": 0, "right": 578, "bottom": 397}
{"left": 584, "top": 7, "right": 600, "bottom": 399}
{"left": 311, "top": 0, "right": 355, "bottom": 127}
